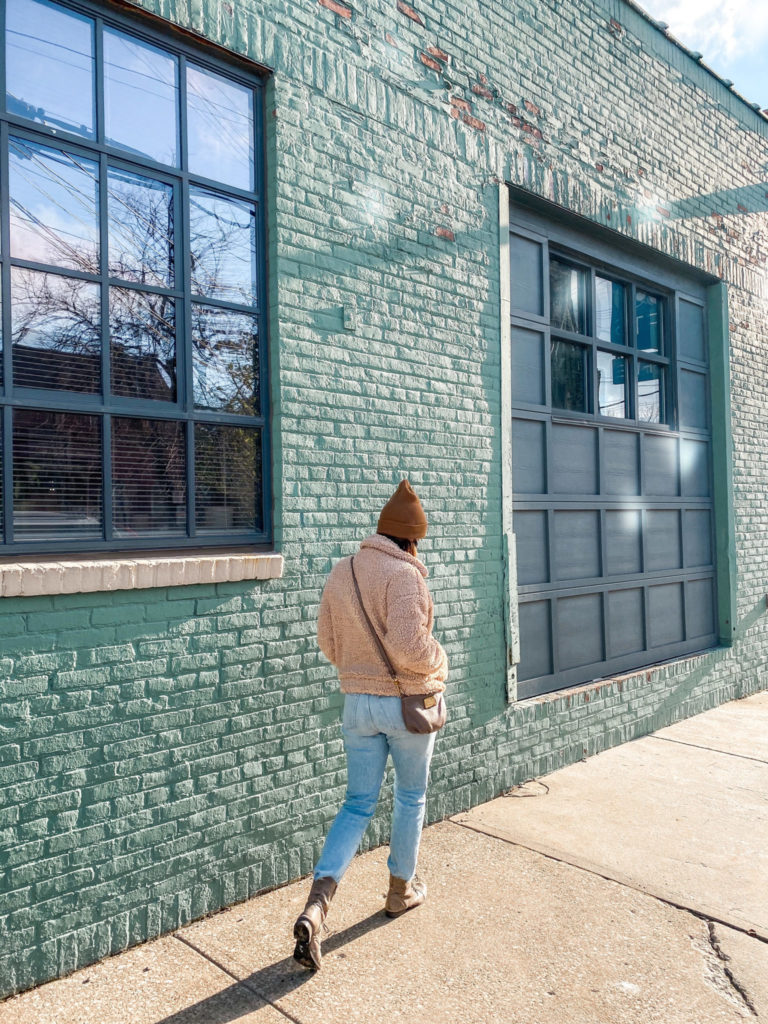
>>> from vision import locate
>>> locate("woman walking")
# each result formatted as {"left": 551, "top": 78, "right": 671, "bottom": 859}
{"left": 292, "top": 479, "right": 448, "bottom": 970}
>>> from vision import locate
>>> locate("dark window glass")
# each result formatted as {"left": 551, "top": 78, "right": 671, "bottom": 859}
{"left": 550, "top": 259, "right": 587, "bottom": 334}
{"left": 189, "top": 187, "right": 257, "bottom": 304}
{"left": 595, "top": 277, "right": 625, "bottom": 345}
{"left": 636, "top": 291, "right": 664, "bottom": 353}
{"left": 6, "top": 0, "right": 95, "bottom": 139}
{"left": 192, "top": 304, "right": 258, "bottom": 414}
{"left": 109, "top": 288, "right": 175, "bottom": 401}
{"left": 597, "top": 350, "right": 627, "bottom": 418}
{"left": 13, "top": 409, "right": 102, "bottom": 538}
{"left": 9, "top": 137, "right": 99, "bottom": 272}
{"left": 112, "top": 417, "right": 186, "bottom": 536}
{"left": 107, "top": 168, "right": 174, "bottom": 288}
{"left": 104, "top": 28, "right": 178, "bottom": 165}
{"left": 638, "top": 361, "right": 664, "bottom": 423}
{"left": 187, "top": 64, "right": 254, "bottom": 190}
{"left": 12, "top": 268, "right": 101, "bottom": 392}
{"left": 551, "top": 339, "right": 588, "bottom": 412}
{"left": 195, "top": 423, "right": 261, "bottom": 532}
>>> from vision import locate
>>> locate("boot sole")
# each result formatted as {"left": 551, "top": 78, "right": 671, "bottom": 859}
{"left": 384, "top": 901, "right": 424, "bottom": 919}
{"left": 293, "top": 920, "right": 320, "bottom": 970}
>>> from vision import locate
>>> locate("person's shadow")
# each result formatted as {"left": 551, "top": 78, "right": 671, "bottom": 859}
{"left": 156, "top": 911, "right": 392, "bottom": 1024}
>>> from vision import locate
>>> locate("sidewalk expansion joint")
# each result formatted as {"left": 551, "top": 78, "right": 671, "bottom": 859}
{"left": 706, "top": 921, "right": 759, "bottom": 1016}
{"left": 448, "top": 817, "right": 768, "bottom": 948}
{"left": 173, "top": 932, "right": 305, "bottom": 1024}
{"left": 647, "top": 735, "right": 768, "bottom": 765}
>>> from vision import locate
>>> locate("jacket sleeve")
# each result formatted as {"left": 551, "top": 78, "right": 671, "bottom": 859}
{"left": 317, "top": 581, "right": 337, "bottom": 665}
{"left": 384, "top": 568, "right": 447, "bottom": 678}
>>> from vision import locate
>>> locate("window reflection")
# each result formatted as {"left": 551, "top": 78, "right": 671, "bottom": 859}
{"left": 13, "top": 408, "right": 102, "bottom": 538}
{"left": 550, "top": 259, "right": 587, "bottom": 334}
{"left": 109, "top": 288, "right": 175, "bottom": 401}
{"left": 108, "top": 168, "right": 174, "bottom": 288}
{"left": 195, "top": 424, "right": 261, "bottom": 532}
{"left": 187, "top": 64, "right": 254, "bottom": 190}
{"left": 638, "top": 361, "right": 663, "bottom": 423}
{"left": 6, "top": 0, "right": 95, "bottom": 138}
{"left": 595, "top": 277, "right": 625, "bottom": 345}
{"left": 597, "top": 350, "right": 627, "bottom": 418}
{"left": 12, "top": 268, "right": 101, "bottom": 392}
{"left": 551, "top": 339, "right": 587, "bottom": 412}
{"left": 190, "top": 187, "right": 257, "bottom": 304}
{"left": 192, "top": 304, "right": 258, "bottom": 414}
{"left": 104, "top": 28, "right": 178, "bottom": 165}
{"left": 112, "top": 418, "right": 186, "bottom": 536}
{"left": 636, "top": 291, "right": 663, "bottom": 353}
{"left": 10, "top": 137, "right": 99, "bottom": 272}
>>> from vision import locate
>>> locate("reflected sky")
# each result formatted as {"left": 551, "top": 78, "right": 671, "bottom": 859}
{"left": 108, "top": 168, "right": 174, "bottom": 288}
{"left": 187, "top": 64, "right": 254, "bottom": 190}
{"left": 6, "top": 0, "right": 95, "bottom": 137}
{"left": 192, "top": 303, "right": 257, "bottom": 414}
{"left": 104, "top": 27, "right": 178, "bottom": 165}
{"left": 190, "top": 187, "right": 257, "bottom": 304}
{"left": 10, "top": 137, "right": 99, "bottom": 271}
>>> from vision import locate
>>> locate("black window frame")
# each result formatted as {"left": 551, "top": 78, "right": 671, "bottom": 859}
{"left": 0, "top": 0, "right": 271, "bottom": 555}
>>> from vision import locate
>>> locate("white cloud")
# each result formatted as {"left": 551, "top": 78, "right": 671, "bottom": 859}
{"left": 638, "top": 0, "right": 768, "bottom": 63}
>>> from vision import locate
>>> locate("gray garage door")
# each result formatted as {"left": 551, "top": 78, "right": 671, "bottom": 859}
{"left": 510, "top": 205, "right": 717, "bottom": 699}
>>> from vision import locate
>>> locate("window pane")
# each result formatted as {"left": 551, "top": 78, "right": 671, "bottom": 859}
{"left": 638, "top": 361, "right": 664, "bottom": 423}
{"left": 13, "top": 409, "right": 102, "bottom": 539}
{"left": 112, "top": 418, "right": 186, "bottom": 536}
{"left": 636, "top": 291, "right": 664, "bottom": 353}
{"left": 10, "top": 137, "right": 99, "bottom": 272}
{"left": 595, "top": 277, "right": 625, "bottom": 345}
{"left": 550, "top": 259, "right": 587, "bottom": 334}
{"left": 12, "top": 268, "right": 100, "bottom": 392}
{"left": 192, "top": 304, "right": 258, "bottom": 414}
{"left": 187, "top": 64, "right": 254, "bottom": 190}
{"left": 109, "top": 288, "right": 175, "bottom": 401}
{"left": 597, "top": 350, "right": 627, "bottom": 418}
{"left": 551, "top": 339, "right": 587, "bottom": 412}
{"left": 195, "top": 424, "right": 261, "bottom": 532}
{"left": 6, "top": 0, "right": 95, "bottom": 139}
{"left": 189, "top": 187, "right": 257, "bottom": 304}
{"left": 108, "top": 168, "right": 174, "bottom": 288}
{"left": 104, "top": 28, "right": 178, "bottom": 165}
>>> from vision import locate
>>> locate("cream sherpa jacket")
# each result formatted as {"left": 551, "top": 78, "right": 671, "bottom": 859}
{"left": 317, "top": 534, "right": 448, "bottom": 696}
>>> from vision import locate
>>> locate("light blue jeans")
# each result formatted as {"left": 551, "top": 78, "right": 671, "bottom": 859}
{"left": 313, "top": 693, "right": 436, "bottom": 884}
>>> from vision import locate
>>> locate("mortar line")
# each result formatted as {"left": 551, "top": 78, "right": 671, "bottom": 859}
{"left": 447, "top": 818, "right": 768, "bottom": 947}
{"left": 173, "top": 932, "right": 305, "bottom": 1024}
{"left": 647, "top": 734, "right": 768, "bottom": 765}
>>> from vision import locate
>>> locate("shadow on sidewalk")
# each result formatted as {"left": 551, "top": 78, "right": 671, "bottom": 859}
{"left": 156, "top": 911, "right": 392, "bottom": 1024}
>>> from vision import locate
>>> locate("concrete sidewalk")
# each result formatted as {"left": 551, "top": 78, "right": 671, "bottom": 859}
{"left": 3, "top": 691, "right": 767, "bottom": 1024}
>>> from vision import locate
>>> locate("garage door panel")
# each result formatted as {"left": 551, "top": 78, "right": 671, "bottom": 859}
{"left": 557, "top": 593, "right": 604, "bottom": 669}
{"left": 517, "top": 600, "right": 553, "bottom": 681}
{"left": 515, "top": 511, "right": 549, "bottom": 584}
{"left": 648, "top": 583, "right": 685, "bottom": 648}
{"left": 603, "top": 430, "right": 640, "bottom": 496}
{"left": 644, "top": 509, "right": 681, "bottom": 571}
{"left": 553, "top": 510, "right": 600, "bottom": 580}
{"left": 644, "top": 434, "right": 679, "bottom": 496}
{"left": 605, "top": 509, "right": 642, "bottom": 575}
{"left": 551, "top": 423, "right": 597, "bottom": 494}
{"left": 606, "top": 587, "right": 645, "bottom": 657}
{"left": 512, "top": 418, "right": 546, "bottom": 494}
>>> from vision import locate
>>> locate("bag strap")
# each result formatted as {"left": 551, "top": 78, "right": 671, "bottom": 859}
{"left": 349, "top": 556, "right": 402, "bottom": 696}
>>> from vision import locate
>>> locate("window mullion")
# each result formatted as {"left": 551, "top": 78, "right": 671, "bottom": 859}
{"left": 1, "top": 115, "right": 12, "bottom": 543}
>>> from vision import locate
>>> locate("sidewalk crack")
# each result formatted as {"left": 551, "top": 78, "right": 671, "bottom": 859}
{"left": 173, "top": 933, "right": 304, "bottom": 1024}
{"left": 706, "top": 922, "right": 758, "bottom": 1017}
{"left": 648, "top": 735, "right": 768, "bottom": 766}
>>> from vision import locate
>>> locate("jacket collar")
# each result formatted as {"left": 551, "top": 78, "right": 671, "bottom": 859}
{"left": 359, "top": 534, "right": 428, "bottom": 577}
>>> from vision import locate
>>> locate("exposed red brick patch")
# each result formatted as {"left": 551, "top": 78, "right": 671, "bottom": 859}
{"left": 656, "top": 206, "right": 670, "bottom": 218}
{"left": 428, "top": 45, "right": 449, "bottom": 62}
{"left": 637, "top": 167, "right": 646, "bottom": 177}
{"left": 385, "top": 31, "right": 399, "bottom": 47}
{"left": 626, "top": 215, "right": 632, "bottom": 226}
{"left": 595, "top": 162, "right": 604, "bottom": 172}
{"left": 319, "top": 0, "right": 352, "bottom": 17}
{"left": 608, "top": 17, "right": 623, "bottom": 37}
{"left": 505, "top": 102, "right": 518, "bottom": 116}
{"left": 524, "top": 99, "right": 541, "bottom": 117}
{"left": 449, "top": 107, "right": 460, "bottom": 120}
{"left": 472, "top": 83, "right": 494, "bottom": 100}
{"left": 450, "top": 96, "right": 471, "bottom": 112}
{"left": 436, "top": 226, "right": 455, "bottom": 241}
{"left": 420, "top": 52, "right": 442, "bottom": 72}
{"left": 397, "top": 0, "right": 424, "bottom": 25}
{"left": 479, "top": 73, "right": 489, "bottom": 85}
{"left": 462, "top": 113, "right": 486, "bottom": 131}
{"left": 737, "top": 203, "right": 749, "bottom": 213}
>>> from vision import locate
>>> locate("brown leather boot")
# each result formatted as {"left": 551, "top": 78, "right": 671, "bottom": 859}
{"left": 293, "top": 876, "right": 337, "bottom": 969}
{"left": 384, "top": 874, "right": 426, "bottom": 918}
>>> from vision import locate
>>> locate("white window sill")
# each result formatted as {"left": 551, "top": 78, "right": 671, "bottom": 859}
{"left": 0, "top": 550, "right": 284, "bottom": 598}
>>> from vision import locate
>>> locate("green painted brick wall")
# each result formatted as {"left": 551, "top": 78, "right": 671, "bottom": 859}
{"left": 2, "top": 0, "right": 768, "bottom": 997}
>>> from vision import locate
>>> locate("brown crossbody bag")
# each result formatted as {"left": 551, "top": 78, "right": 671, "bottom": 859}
{"left": 349, "top": 557, "right": 447, "bottom": 734}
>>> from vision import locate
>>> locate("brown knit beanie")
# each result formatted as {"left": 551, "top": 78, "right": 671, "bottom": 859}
{"left": 377, "top": 479, "right": 428, "bottom": 540}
